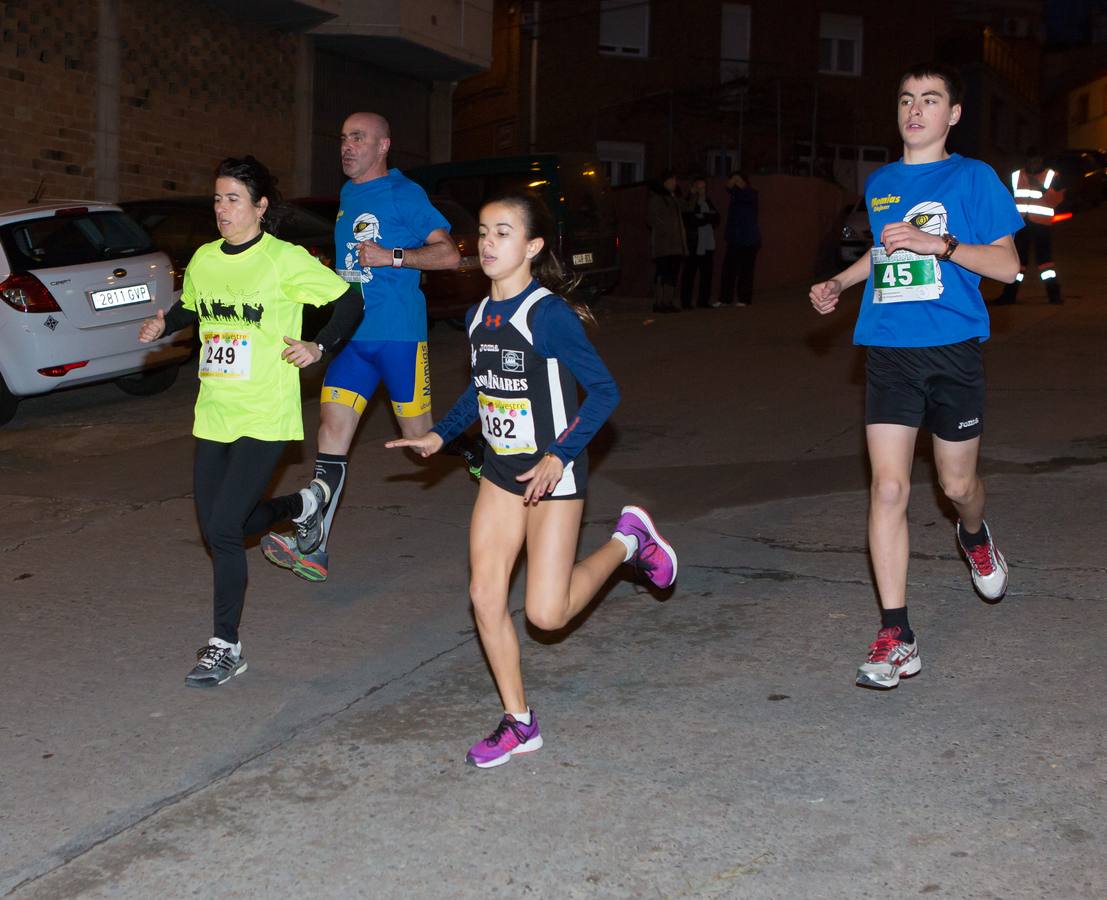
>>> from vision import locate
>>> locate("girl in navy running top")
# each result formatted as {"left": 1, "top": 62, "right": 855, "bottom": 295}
{"left": 387, "top": 192, "right": 679, "bottom": 768}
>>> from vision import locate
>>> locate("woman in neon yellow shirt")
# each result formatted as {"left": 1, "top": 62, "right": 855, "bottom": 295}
{"left": 139, "top": 156, "right": 362, "bottom": 688}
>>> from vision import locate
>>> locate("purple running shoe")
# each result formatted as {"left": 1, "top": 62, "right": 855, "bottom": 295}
{"left": 614, "top": 505, "right": 678, "bottom": 588}
{"left": 465, "top": 712, "right": 543, "bottom": 769}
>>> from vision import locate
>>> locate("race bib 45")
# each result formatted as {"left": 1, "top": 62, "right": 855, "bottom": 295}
{"left": 871, "top": 246, "right": 940, "bottom": 303}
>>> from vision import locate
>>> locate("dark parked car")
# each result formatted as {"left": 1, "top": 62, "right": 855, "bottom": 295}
{"left": 1043, "top": 150, "right": 1106, "bottom": 213}
{"left": 291, "top": 194, "right": 485, "bottom": 323}
{"left": 122, "top": 197, "right": 336, "bottom": 270}
{"left": 406, "top": 154, "right": 620, "bottom": 298}
{"left": 122, "top": 197, "right": 338, "bottom": 337}
{"left": 1068, "top": 148, "right": 1107, "bottom": 201}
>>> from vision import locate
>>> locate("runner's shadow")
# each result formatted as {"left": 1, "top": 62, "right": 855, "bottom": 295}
{"left": 523, "top": 535, "right": 675, "bottom": 647}
{"left": 384, "top": 452, "right": 459, "bottom": 489}
{"left": 804, "top": 285, "right": 863, "bottom": 357}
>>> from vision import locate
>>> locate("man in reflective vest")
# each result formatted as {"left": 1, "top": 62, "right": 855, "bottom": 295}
{"left": 995, "top": 150, "right": 1065, "bottom": 305}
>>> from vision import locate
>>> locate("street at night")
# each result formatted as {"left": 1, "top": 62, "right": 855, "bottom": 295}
{"left": 3, "top": 205, "right": 1105, "bottom": 898}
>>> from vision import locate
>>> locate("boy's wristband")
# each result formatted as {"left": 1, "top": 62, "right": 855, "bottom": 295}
{"left": 937, "top": 233, "right": 959, "bottom": 261}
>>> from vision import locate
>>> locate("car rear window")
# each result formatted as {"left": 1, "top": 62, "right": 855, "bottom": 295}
{"left": 0, "top": 210, "right": 154, "bottom": 272}
{"left": 429, "top": 196, "right": 477, "bottom": 235}
{"left": 271, "top": 205, "right": 336, "bottom": 242}
{"left": 562, "top": 163, "right": 614, "bottom": 232}
{"left": 289, "top": 199, "right": 339, "bottom": 223}
{"left": 433, "top": 172, "right": 548, "bottom": 218}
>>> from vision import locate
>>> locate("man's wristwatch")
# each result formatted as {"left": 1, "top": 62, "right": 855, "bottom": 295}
{"left": 937, "top": 233, "right": 960, "bottom": 261}
{"left": 316, "top": 342, "right": 325, "bottom": 356}
{"left": 392, "top": 247, "right": 405, "bottom": 269}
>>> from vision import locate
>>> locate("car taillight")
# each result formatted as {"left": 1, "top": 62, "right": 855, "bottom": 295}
{"left": 38, "top": 360, "right": 88, "bottom": 377}
{"left": 0, "top": 273, "right": 62, "bottom": 313}
{"left": 1051, "top": 212, "right": 1073, "bottom": 223}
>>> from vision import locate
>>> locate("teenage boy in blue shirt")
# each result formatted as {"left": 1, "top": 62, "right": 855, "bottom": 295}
{"left": 809, "top": 64, "right": 1023, "bottom": 689}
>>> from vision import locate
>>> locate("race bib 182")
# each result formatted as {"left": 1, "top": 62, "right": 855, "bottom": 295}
{"left": 478, "top": 392, "right": 538, "bottom": 455}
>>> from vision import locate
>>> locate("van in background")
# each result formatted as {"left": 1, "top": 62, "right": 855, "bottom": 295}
{"left": 406, "top": 154, "right": 620, "bottom": 297}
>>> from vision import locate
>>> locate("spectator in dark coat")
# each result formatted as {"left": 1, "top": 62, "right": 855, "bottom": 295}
{"left": 719, "top": 172, "right": 761, "bottom": 307}
{"left": 647, "top": 170, "right": 687, "bottom": 313}
{"left": 680, "top": 176, "right": 720, "bottom": 308}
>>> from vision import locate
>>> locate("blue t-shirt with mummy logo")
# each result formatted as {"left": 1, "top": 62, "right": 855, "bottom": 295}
{"left": 335, "top": 169, "right": 450, "bottom": 342}
{"left": 854, "top": 154, "right": 1023, "bottom": 347}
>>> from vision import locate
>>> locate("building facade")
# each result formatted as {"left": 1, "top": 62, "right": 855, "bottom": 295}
{"left": 452, "top": 0, "right": 1044, "bottom": 195}
{"left": 1064, "top": 70, "right": 1107, "bottom": 148}
{"left": 0, "top": 0, "right": 493, "bottom": 209}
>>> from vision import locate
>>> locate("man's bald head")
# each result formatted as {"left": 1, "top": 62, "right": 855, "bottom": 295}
{"left": 345, "top": 112, "right": 390, "bottom": 141}
{"left": 340, "top": 112, "right": 392, "bottom": 184}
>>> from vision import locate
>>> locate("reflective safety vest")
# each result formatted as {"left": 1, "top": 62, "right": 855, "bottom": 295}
{"left": 1011, "top": 168, "right": 1065, "bottom": 225}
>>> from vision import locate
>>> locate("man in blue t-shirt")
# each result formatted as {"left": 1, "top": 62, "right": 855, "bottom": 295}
{"left": 262, "top": 111, "right": 461, "bottom": 582}
{"left": 809, "top": 64, "right": 1023, "bottom": 690}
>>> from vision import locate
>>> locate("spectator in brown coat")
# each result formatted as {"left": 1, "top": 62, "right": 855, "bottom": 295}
{"left": 647, "top": 170, "right": 687, "bottom": 313}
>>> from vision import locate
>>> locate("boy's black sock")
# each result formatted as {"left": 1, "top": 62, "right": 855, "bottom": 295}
{"left": 958, "top": 521, "right": 988, "bottom": 548}
{"left": 880, "top": 606, "right": 914, "bottom": 644}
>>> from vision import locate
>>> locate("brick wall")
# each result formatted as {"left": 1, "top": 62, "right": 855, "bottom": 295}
{"left": 0, "top": 0, "right": 98, "bottom": 208}
{"left": 0, "top": 0, "right": 299, "bottom": 210}
{"left": 115, "top": 0, "right": 299, "bottom": 201}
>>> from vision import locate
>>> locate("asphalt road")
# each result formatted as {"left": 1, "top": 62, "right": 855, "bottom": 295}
{"left": 2, "top": 207, "right": 1105, "bottom": 898}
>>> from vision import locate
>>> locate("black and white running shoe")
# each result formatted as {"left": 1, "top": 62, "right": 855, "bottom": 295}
{"left": 294, "top": 478, "right": 331, "bottom": 555}
{"left": 185, "top": 639, "right": 247, "bottom": 688}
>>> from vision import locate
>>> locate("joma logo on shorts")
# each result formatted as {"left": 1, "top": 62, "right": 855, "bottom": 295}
{"left": 958, "top": 418, "right": 980, "bottom": 430}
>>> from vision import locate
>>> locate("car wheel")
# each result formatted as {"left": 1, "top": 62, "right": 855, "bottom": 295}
{"left": 0, "top": 374, "right": 19, "bottom": 426}
{"left": 115, "top": 364, "right": 180, "bottom": 397}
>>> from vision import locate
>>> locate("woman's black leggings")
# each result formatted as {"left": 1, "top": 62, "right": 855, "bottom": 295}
{"left": 193, "top": 437, "right": 300, "bottom": 644}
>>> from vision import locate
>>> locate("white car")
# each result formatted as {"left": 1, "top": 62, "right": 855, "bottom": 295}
{"left": 839, "top": 198, "right": 872, "bottom": 263}
{"left": 0, "top": 201, "right": 192, "bottom": 425}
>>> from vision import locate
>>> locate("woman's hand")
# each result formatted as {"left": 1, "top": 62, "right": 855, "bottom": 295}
{"left": 281, "top": 336, "right": 323, "bottom": 368}
{"left": 385, "top": 432, "right": 444, "bottom": 458}
{"left": 516, "top": 452, "right": 565, "bottom": 505}
{"left": 138, "top": 309, "right": 167, "bottom": 343}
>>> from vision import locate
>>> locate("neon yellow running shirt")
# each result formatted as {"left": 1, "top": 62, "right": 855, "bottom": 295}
{"left": 181, "top": 233, "right": 348, "bottom": 442}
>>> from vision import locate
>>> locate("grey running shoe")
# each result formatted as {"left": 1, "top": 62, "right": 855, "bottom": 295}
{"left": 957, "top": 520, "right": 1008, "bottom": 601}
{"left": 855, "top": 626, "right": 920, "bottom": 689}
{"left": 262, "top": 532, "right": 329, "bottom": 582}
{"left": 185, "top": 640, "right": 247, "bottom": 688}
{"left": 294, "top": 478, "right": 331, "bottom": 555}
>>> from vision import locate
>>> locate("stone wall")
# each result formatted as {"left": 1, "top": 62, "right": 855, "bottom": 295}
{"left": 0, "top": 0, "right": 99, "bottom": 207}
{"left": 0, "top": 0, "right": 299, "bottom": 209}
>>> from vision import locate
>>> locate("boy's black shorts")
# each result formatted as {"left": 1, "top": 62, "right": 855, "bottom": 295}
{"left": 865, "top": 340, "right": 984, "bottom": 441}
